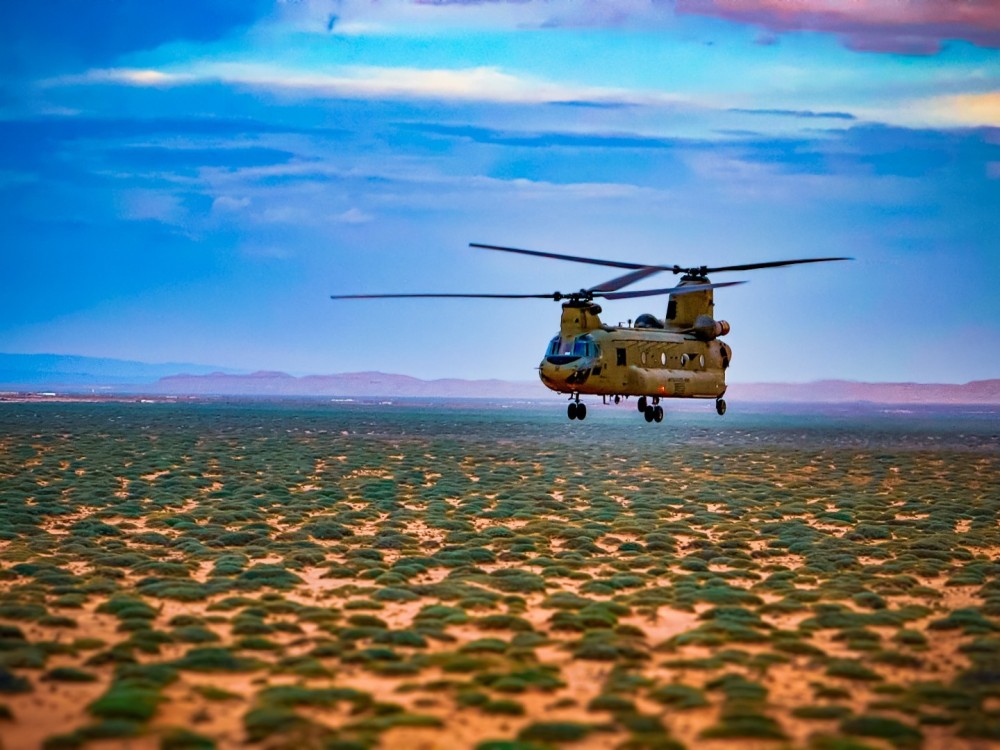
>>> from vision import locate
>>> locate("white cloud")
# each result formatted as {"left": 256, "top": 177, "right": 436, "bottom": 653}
{"left": 857, "top": 90, "right": 1000, "bottom": 128}
{"left": 52, "top": 61, "right": 700, "bottom": 108}
{"left": 44, "top": 68, "right": 193, "bottom": 88}
{"left": 212, "top": 195, "right": 251, "bottom": 212}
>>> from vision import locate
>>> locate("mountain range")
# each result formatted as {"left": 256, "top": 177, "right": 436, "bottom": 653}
{"left": 2, "top": 353, "right": 998, "bottom": 404}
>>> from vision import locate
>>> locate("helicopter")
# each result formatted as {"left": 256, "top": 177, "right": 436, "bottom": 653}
{"left": 331, "top": 243, "right": 849, "bottom": 422}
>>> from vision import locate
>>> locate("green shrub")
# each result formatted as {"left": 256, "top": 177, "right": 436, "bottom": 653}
{"left": 841, "top": 715, "right": 923, "bottom": 749}
{"left": 518, "top": 722, "right": 591, "bottom": 742}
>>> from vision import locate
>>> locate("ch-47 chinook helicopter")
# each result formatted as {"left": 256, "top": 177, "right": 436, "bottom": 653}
{"left": 331, "top": 243, "right": 849, "bottom": 423}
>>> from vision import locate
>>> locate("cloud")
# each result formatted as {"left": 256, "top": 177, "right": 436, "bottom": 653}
{"left": 55, "top": 62, "right": 701, "bottom": 108}
{"left": 728, "top": 108, "right": 856, "bottom": 120}
{"left": 932, "top": 91, "right": 1000, "bottom": 127}
{"left": 212, "top": 195, "right": 251, "bottom": 212}
{"left": 675, "top": 0, "right": 1000, "bottom": 55}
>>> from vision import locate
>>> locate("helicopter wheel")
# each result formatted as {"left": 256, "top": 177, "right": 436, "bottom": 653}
{"left": 577, "top": 403, "right": 587, "bottom": 420}
{"left": 644, "top": 405, "right": 655, "bottom": 422}
{"left": 654, "top": 405, "right": 664, "bottom": 422}
{"left": 567, "top": 403, "right": 578, "bottom": 420}
{"left": 613, "top": 395, "right": 620, "bottom": 404}
{"left": 715, "top": 398, "right": 727, "bottom": 416}
{"left": 637, "top": 396, "right": 647, "bottom": 413}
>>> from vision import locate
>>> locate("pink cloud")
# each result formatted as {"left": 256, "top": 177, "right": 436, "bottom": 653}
{"left": 676, "top": 0, "right": 1000, "bottom": 54}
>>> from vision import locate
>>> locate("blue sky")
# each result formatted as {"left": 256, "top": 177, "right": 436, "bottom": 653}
{"left": 2, "top": 0, "right": 998, "bottom": 383}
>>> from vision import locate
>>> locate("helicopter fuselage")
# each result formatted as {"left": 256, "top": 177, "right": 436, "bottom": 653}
{"left": 538, "top": 298, "right": 730, "bottom": 402}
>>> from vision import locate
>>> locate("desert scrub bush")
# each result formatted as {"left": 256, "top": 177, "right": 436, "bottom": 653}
{"left": 475, "top": 667, "right": 565, "bottom": 693}
{"left": 825, "top": 660, "right": 881, "bottom": 685}
{"left": 701, "top": 706, "right": 787, "bottom": 739}
{"left": 89, "top": 675, "right": 167, "bottom": 722}
{"left": 648, "top": 683, "right": 709, "bottom": 709}
{"left": 193, "top": 684, "right": 242, "bottom": 701}
{"left": 893, "top": 629, "right": 928, "bottom": 648}
{"left": 257, "top": 685, "right": 372, "bottom": 711}
{"left": 159, "top": 727, "right": 217, "bottom": 750}
{"left": 44, "top": 666, "right": 98, "bottom": 683}
{"left": 476, "top": 613, "right": 534, "bottom": 632}
{"left": 588, "top": 693, "right": 637, "bottom": 713}
{"left": 841, "top": 715, "right": 923, "bottom": 749}
{"left": 172, "top": 647, "right": 263, "bottom": 672}
{"left": 236, "top": 565, "right": 302, "bottom": 590}
{"left": 243, "top": 706, "right": 312, "bottom": 742}
{"left": 0, "top": 666, "right": 32, "bottom": 694}
{"left": 929, "top": 608, "right": 998, "bottom": 635}
{"left": 518, "top": 722, "right": 592, "bottom": 743}
{"left": 482, "top": 699, "right": 526, "bottom": 716}
{"left": 793, "top": 704, "right": 853, "bottom": 720}
{"left": 372, "top": 630, "right": 428, "bottom": 649}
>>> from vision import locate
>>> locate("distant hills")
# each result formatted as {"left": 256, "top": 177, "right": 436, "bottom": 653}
{"left": 728, "top": 379, "right": 1000, "bottom": 405}
{"left": 0, "top": 353, "right": 244, "bottom": 387}
{"left": 154, "top": 370, "right": 547, "bottom": 399}
{"left": 2, "top": 353, "right": 998, "bottom": 404}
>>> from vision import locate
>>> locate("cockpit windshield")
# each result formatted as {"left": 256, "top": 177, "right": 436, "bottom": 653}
{"left": 546, "top": 335, "right": 599, "bottom": 359}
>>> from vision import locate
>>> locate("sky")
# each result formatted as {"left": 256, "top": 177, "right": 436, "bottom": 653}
{"left": 1, "top": 0, "right": 998, "bottom": 384}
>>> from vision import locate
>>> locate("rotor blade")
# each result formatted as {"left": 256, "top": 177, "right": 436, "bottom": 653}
{"left": 470, "top": 242, "right": 654, "bottom": 271}
{"left": 701, "top": 257, "right": 852, "bottom": 274}
{"left": 599, "top": 281, "right": 745, "bottom": 300}
{"left": 588, "top": 266, "right": 663, "bottom": 293}
{"left": 330, "top": 292, "right": 558, "bottom": 300}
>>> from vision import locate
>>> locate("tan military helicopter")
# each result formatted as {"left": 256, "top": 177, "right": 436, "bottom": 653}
{"left": 331, "top": 243, "right": 849, "bottom": 422}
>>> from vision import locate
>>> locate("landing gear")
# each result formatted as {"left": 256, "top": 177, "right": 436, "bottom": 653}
{"left": 567, "top": 397, "right": 587, "bottom": 421}
{"left": 716, "top": 398, "right": 727, "bottom": 416}
{"left": 639, "top": 396, "right": 664, "bottom": 424}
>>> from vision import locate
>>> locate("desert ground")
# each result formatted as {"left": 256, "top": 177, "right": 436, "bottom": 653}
{"left": 0, "top": 400, "right": 998, "bottom": 750}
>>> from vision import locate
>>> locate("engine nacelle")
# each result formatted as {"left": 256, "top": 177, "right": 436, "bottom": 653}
{"left": 690, "top": 315, "right": 730, "bottom": 340}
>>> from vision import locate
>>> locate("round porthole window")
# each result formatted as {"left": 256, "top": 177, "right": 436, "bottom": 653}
{"left": 660, "top": 352, "right": 666, "bottom": 366}
{"left": 680, "top": 354, "right": 688, "bottom": 366}
{"left": 641, "top": 351, "right": 646, "bottom": 365}
{"left": 699, "top": 354, "right": 705, "bottom": 368}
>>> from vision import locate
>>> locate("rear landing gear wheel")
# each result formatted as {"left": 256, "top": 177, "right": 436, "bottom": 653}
{"left": 577, "top": 403, "right": 587, "bottom": 420}
{"left": 654, "top": 405, "right": 664, "bottom": 422}
{"left": 716, "top": 398, "right": 727, "bottom": 416}
{"left": 644, "top": 405, "right": 655, "bottom": 422}
{"left": 637, "top": 396, "right": 647, "bottom": 413}
{"left": 567, "top": 402, "right": 578, "bottom": 420}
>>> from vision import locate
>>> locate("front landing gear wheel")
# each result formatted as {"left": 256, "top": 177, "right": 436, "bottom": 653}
{"left": 654, "top": 405, "right": 664, "bottom": 422}
{"left": 716, "top": 398, "right": 727, "bottom": 416}
{"left": 637, "top": 396, "right": 648, "bottom": 413}
{"left": 577, "top": 403, "right": 587, "bottom": 420}
{"left": 644, "top": 405, "right": 655, "bottom": 422}
{"left": 567, "top": 403, "right": 578, "bottom": 420}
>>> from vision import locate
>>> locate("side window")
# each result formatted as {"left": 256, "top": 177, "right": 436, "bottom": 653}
{"left": 616, "top": 348, "right": 626, "bottom": 366}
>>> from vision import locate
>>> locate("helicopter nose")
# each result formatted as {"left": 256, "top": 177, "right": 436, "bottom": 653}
{"left": 539, "top": 359, "right": 591, "bottom": 388}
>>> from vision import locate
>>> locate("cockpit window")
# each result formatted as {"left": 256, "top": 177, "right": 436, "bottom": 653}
{"left": 547, "top": 335, "right": 598, "bottom": 359}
